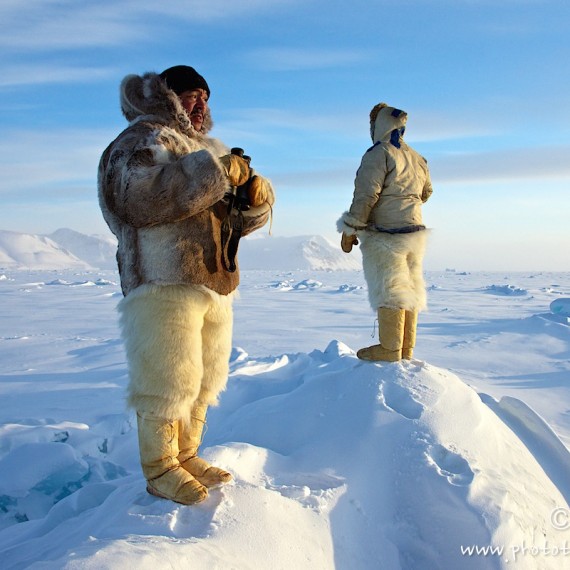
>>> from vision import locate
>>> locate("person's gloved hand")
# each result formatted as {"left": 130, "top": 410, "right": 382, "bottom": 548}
{"left": 247, "top": 175, "right": 274, "bottom": 207}
{"left": 219, "top": 154, "right": 251, "bottom": 187}
{"left": 341, "top": 232, "right": 359, "bottom": 253}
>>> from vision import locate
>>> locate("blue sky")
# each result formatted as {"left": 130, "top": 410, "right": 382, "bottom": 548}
{"left": 1, "top": 0, "right": 569, "bottom": 270}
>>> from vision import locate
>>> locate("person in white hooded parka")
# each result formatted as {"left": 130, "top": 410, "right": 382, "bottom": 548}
{"left": 337, "top": 103, "right": 433, "bottom": 362}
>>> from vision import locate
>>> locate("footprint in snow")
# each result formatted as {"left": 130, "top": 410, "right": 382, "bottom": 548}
{"left": 426, "top": 444, "right": 474, "bottom": 486}
{"left": 267, "top": 471, "right": 346, "bottom": 509}
{"left": 379, "top": 382, "right": 424, "bottom": 420}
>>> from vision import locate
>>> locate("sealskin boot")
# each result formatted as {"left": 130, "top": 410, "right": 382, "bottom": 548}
{"left": 402, "top": 310, "right": 418, "bottom": 360}
{"left": 357, "top": 307, "right": 405, "bottom": 362}
{"left": 136, "top": 412, "right": 208, "bottom": 505}
{"left": 178, "top": 403, "right": 233, "bottom": 488}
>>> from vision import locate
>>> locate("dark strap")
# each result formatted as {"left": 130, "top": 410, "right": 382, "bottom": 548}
{"left": 221, "top": 207, "right": 244, "bottom": 273}
{"left": 226, "top": 211, "right": 243, "bottom": 272}
{"left": 373, "top": 224, "right": 426, "bottom": 234}
{"left": 220, "top": 213, "right": 233, "bottom": 271}
{"left": 221, "top": 175, "right": 252, "bottom": 272}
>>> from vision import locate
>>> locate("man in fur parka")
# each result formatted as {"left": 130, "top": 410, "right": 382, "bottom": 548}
{"left": 338, "top": 103, "right": 432, "bottom": 362}
{"left": 98, "top": 65, "right": 275, "bottom": 505}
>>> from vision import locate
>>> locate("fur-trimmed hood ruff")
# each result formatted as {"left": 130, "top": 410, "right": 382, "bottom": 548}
{"left": 98, "top": 71, "right": 273, "bottom": 297}
{"left": 120, "top": 72, "right": 213, "bottom": 136}
{"left": 371, "top": 104, "right": 408, "bottom": 144}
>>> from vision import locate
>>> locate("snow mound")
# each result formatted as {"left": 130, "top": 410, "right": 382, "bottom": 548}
{"left": 0, "top": 231, "right": 91, "bottom": 271}
{"left": 551, "top": 298, "right": 570, "bottom": 317}
{"left": 484, "top": 284, "right": 528, "bottom": 296}
{"left": 48, "top": 229, "right": 117, "bottom": 270}
{"left": 292, "top": 278, "right": 323, "bottom": 290}
{"left": 45, "top": 278, "right": 117, "bottom": 288}
{"left": 334, "top": 283, "right": 363, "bottom": 293}
{"left": 0, "top": 442, "right": 89, "bottom": 499}
{"left": 270, "top": 279, "right": 294, "bottom": 290}
{"left": 1, "top": 341, "right": 568, "bottom": 569}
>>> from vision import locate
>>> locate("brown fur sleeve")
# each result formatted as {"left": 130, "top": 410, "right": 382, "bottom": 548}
{"left": 101, "top": 128, "right": 230, "bottom": 229}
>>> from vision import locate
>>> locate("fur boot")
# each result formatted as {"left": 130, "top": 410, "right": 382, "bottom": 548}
{"left": 357, "top": 307, "right": 405, "bottom": 362}
{"left": 136, "top": 412, "right": 208, "bottom": 505}
{"left": 402, "top": 310, "right": 418, "bottom": 360}
{"left": 178, "top": 402, "right": 233, "bottom": 488}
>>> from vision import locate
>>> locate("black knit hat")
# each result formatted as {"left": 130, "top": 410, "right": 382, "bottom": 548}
{"left": 159, "top": 65, "right": 210, "bottom": 96}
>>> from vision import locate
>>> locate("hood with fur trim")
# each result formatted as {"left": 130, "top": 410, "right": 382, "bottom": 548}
{"left": 120, "top": 72, "right": 213, "bottom": 136}
{"left": 371, "top": 104, "right": 408, "bottom": 145}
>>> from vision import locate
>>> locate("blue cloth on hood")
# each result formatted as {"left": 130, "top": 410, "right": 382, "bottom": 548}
{"left": 390, "top": 126, "right": 405, "bottom": 148}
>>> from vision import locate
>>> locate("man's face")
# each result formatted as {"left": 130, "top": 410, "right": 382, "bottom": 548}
{"left": 179, "top": 88, "right": 209, "bottom": 131}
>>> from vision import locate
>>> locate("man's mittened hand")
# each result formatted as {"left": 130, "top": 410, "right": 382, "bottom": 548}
{"left": 341, "top": 232, "right": 359, "bottom": 253}
{"left": 247, "top": 175, "right": 273, "bottom": 207}
{"left": 219, "top": 154, "right": 250, "bottom": 187}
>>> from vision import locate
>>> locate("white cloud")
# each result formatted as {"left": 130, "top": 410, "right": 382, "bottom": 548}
{"left": 0, "top": 128, "right": 114, "bottom": 195}
{"left": 244, "top": 47, "right": 369, "bottom": 71}
{"left": 407, "top": 112, "right": 497, "bottom": 143}
{"left": 0, "top": 66, "right": 116, "bottom": 88}
{"left": 0, "top": 3, "right": 141, "bottom": 51}
{"left": 0, "top": 0, "right": 299, "bottom": 52}
{"left": 431, "top": 145, "right": 570, "bottom": 184}
{"left": 220, "top": 107, "right": 365, "bottom": 134}
{"left": 272, "top": 167, "right": 355, "bottom": 188}
{"left": 137, "top": 0, "right": 299, "bottom": 21}
{"left": 219, "top": 106, "right": 499, "bottom": 144}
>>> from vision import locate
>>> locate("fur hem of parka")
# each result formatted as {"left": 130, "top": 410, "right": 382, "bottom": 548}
{"left": 119, "top": 283, "right": 234, "bottom": 420}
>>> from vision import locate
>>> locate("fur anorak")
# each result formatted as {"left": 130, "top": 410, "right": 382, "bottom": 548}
{"left": 338, "top": 106, "right": 432, "bottom": 234}
{"left": 98, "top": 72, "right": 274, "bottom": 297}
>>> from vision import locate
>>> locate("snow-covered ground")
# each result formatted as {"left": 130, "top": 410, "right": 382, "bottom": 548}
{"left": 1, "top": 266, "right": 570, "bottom": 569}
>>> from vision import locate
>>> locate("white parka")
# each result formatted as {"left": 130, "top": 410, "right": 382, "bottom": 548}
{"left": 338, "top": 105, "right": 433, "bottom": 235}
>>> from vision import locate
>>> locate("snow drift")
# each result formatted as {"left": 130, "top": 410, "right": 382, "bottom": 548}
{"left": 1, "top": 262, "right": 570, "bottom": 569}
{"left": 0, "top": 341, "right": 568, "bottom": 569}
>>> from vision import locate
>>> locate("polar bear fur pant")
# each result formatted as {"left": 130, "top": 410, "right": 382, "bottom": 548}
{"left": 359, "top": 230, "right": 428, "bottom": 312}
{"left": 118, "top": 284, "right": 233, "bottom": 421}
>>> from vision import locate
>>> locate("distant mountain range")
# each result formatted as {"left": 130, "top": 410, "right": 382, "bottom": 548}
{"left": 0, "top": 229, "right": 361, "bottom": 272}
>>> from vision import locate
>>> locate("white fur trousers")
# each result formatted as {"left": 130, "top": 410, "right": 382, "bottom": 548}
{"left": 359, "top": 230, "right": 428, "bottom": 311}
{"left": 118, "top": 284, "right": 233, "bottom": 420}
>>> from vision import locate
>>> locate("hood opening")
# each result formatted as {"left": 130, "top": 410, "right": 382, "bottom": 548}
{"left": 370, "top": 104, "right": 408, "bottom": 144}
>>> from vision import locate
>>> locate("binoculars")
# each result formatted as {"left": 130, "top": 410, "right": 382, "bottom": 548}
{"left": 220, "top": 146, "right": 254, "bottom": 272}
{"left": 227, "top": 147, "right": 252, "bottom": 211}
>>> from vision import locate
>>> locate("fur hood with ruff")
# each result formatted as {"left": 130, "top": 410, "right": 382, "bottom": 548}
{"left": 369, "top": 103, "right": 408, "bottom": 144}
{"left": 120, "top": 72, "right": 214, "bottom": 136}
